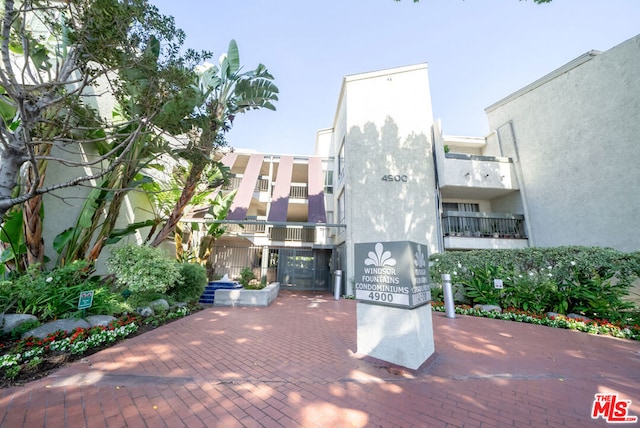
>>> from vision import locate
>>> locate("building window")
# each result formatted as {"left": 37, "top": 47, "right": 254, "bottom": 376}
{"left": 338, "top": 138, "right": 345, "bottom": 181}
{"left": 442, "top": 202, "right": 479, "bottom": 213}
{"left": 324, "top": 170, "right": 334, "bottom": 194}
{"left": 338, "top": 190, "right": 346, "bottom": 223}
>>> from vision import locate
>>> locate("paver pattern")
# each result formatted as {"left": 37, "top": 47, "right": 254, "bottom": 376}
{"left": 1, "top": 290, "right": 639, "bottom": 427}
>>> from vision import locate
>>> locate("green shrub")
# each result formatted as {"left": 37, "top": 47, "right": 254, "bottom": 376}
{"left": 501, "top": 271, "right": 557, "bottom": 314}
{"left": 430, "top": 285, "right": 444, "bottom": 302}
{"left": 8, "top": 319, "right": 41, "bottom": 340}
{"left": 170, "top": 263, "right": 208, "bottom": 303}
{"left": 238, "top": 267, "right": 256, "bottom": 288}
{"left": 106, "top": 244, "right": 182, "bottom": 294}
{"left": 429, "top": 246, "right": 640, "bottom": 319}
{"left": 461, "top": 264, "right": 504, "bottom": 305}
{"left": 0, "top": 261, "right": 119, "bottom": 321}
{"left": 126, "top": 291, "right": 171, "bottom": 310}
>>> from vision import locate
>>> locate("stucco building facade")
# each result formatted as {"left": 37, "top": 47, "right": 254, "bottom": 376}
{"left": 207, "top": 34, "right": 639, "bottom": 294}
{"left": 484, "top": 35, "right": 640, "bottom": 252}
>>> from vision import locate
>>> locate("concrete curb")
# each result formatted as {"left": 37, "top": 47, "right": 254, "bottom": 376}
{"left": 213, "top": 282, "right": 280, "bottom": 307}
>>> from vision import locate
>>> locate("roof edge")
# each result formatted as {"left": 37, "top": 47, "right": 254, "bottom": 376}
{"left": 485, "top": 50, "right": 601, "bottom": 113}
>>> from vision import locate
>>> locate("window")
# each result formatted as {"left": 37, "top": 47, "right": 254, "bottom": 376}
{"left": 338, "top": 138, "right": 345, "bottom": 181}
{"left": 442, "top": 203, "right": 480, "bottom": 235}
{"left": 324, "top": 170, "right": 334, "bottom": 194}
{"left": 338, "top": 190, "right": 346, "bottom": 223}
{"left": 442, "top": 202, "right": 479, "bottom": 213}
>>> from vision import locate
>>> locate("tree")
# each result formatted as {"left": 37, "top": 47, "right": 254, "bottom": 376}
{"left": 395, "top": 0, "right": 552, "bottom": 3}
{"left": 0, "top": 0, "right": 201, "bottom": 269}
{"left": 149, "top": 40, "right": 278, "bottom": 247}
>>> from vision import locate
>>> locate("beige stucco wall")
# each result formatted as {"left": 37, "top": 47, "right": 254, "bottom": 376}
{"left": 42, "top": 73, "right": 161, "bottom": 271}
{"left": 330, "top": 64, "right": 438, "bottom": 292}
{"left": 485, "top": 35, "right": 640, "bottom": 252}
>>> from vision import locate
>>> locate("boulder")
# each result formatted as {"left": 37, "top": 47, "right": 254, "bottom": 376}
{"left": 85, "top": 315, "right": 117, "bottom": 327}
{"left": 474, "top": 304, "right": 502, "bottom": 313}
{"left": 136, "top": 306, "right": 155, "bottom": 317}
{"left": 22, "top": 318, "right": 90, "bottom": 340}
{"left": 150, "top": 299, "right": 169, "bottom": 311}
{"left": 0, "top": 314, "right": 38, "bottom": 335}
{"left": 567, "top": 313, "right": 592, "bottom": 323}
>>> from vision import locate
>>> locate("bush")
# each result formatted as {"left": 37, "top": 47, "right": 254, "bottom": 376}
{"left": 106, "top": 244, "right": 182, "bottom": 294}
{"left": 0, "top": 261, "right": 119, "bottom": 321}
{"left": 170, "top": 263, "right": 208, "bottom": 303}
{"left": 8, "top": 319, "right": 40, "bottom": 340}
{"left": 429, "top": 246, "right": 640, "bottom": 320}
{"left": 125, "top": 291, "right": 170, "bottom": 310}
{"left": 238, "top": 267, "right": 256, "bottom": 288}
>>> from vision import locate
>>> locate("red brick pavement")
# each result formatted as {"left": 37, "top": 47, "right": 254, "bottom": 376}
{"left": 1, "top": 290, "right": 639, "bottom": 427}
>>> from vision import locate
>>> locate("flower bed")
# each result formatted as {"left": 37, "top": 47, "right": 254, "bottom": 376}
{"left": 0, "top": 306, "right": 194, "bottom": 386}
{"left": 431, "top": 302, "right": 640, "bottom": 341}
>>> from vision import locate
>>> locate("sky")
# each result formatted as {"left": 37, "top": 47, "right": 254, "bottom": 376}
{"left": 150, "top": 0, "right": 640, "bottom": 155}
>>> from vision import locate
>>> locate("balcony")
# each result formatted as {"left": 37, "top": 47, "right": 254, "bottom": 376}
{"left": 269, "top": 226, "right": 315, "bottom": 243}
{"left": 223, "top": 176, "right": 269, "bottom": 192}
{"left": 442, "top": 211, "right": 528, "bottom": 250}
{"left": 289, "top": 185, "right": 308, "bottom": 199}
{"left": 222, "top": 221, "right": 324, "bottom": 247}
{"left": 437, "top": 153, "right": 518, "bottom": 200}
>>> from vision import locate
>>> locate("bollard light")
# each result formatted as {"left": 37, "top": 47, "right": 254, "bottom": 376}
{"left": 441, "top": 274, "right": 456, "bottom": 318}
{"left": 334, "top": 270, "right": 342, "bottom": 300}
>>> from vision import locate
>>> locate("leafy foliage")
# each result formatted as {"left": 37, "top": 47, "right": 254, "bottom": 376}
{"left": 0, "top": 261, "right": 118, "bottom": 321}
{"left": 238, "top": 267, "right": 257, "bottom": 288}
{"left": 149, "top": 39, "right": 278, "bottom": 247}
{"left": 430, "top": 246, "right": 640, "bottom": 321}
{"left": 170, "top": 263, "right": 208, "bottom": 303}
{"left": 460, "top": 264, "right": 504, "bottom": 305}
{"left": 106, "top": 245, "right": 182, "bottom": 294}
{"left": 395, "top": 0, "right": 552, "bottom": 3}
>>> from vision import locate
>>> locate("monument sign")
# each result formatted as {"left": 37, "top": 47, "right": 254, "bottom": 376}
{"left": 354, "top": 241, "right": 430, "bottom": 308}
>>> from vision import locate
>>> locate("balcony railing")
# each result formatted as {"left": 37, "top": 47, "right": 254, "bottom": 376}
{"left": 224, "top": 223, "right": 316, "bottom": 243}
{"left": 442, "top": 211, "right": 526, "bottom": 238}
{"left": 269, "top": 226, "right": 315, "bottom": 242}
{"left": 225, "top": 222, "right": 267, "bottom": 234}
{"left": 222, "top": 177, "right": 269, "bottom": 192}
{"left": 290, "top": 185, "right": 308, "bottom": 199}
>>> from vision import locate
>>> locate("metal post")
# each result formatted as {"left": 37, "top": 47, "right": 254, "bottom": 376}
{"left": 442, "top": 273, "right": 456, "bottom": 318}
{"left": 261, "top": 246, "right": 269, "bottom": 282}
{"left": 334, "top": 270, "right": 342, "bottom": 300}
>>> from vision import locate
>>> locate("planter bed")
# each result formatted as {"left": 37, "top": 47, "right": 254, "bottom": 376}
{"left": 213, "top": 282, "right": 280, "bottom": 307}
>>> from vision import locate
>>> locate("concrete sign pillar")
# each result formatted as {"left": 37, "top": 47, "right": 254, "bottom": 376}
{"left": 355, "top": 241, "right": 435, "bottom": 370}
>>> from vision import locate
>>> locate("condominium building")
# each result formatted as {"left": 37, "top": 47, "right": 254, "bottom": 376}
{"left": 191, "top": 34, "right": 640, "bottom": 294}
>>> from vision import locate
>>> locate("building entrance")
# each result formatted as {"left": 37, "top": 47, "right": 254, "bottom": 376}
{"left": 277, "top": 249, "right": 331, "bottom": 290}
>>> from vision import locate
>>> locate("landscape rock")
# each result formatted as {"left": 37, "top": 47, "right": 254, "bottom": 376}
{"left": 474, "top": 304, "right": 502, "bottom": 313}
{"left": 150, "top": 299, "right": 169, "bottom": 311}
{"left": 136, "top": 306, "right": 155, "bottom": 317}
{"left": 23, "top": 319, "right": 90, "bottom": 340}
{"left": 85, "top": 315, "right": 116, "bottom": 327}
{"left": 0, "top": 314, "right": 38, "bottom": 335}
{"left": 567, "top": 313, "right": 592, "bottom": 322}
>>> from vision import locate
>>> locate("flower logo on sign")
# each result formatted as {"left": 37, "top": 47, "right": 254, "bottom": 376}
{"left": 414, "top": 245, "right": 426, "bottom": 268}
{"left": 364, "top": 243, "right": 396, "bottom": 267}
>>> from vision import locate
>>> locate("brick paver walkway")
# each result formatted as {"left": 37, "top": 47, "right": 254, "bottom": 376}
{"left": 1, "top": 290, "right": 639, "bottom": 427}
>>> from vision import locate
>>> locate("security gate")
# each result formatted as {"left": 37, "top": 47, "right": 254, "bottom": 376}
{"left": 277, "top": 249, "right": 331, "bottom": 290}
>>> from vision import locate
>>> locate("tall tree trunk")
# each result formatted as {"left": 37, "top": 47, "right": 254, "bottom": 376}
{"left": 85, "top": 190, "right": 127, "bottom": 263}
{"left": 150, "top": 164, "right": 203, "bottom": 247}
{"left": 22, "top": 185, "right": 44, "bottom": 266}
{"left": 22, "top": 144, "right": 51, "bottom": 267}
{"left": 0, "top": 137, "right": 27, "bottom": 221}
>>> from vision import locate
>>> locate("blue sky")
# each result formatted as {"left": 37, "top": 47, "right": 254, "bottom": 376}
{"left": 150, "top": 0, "right": 640, "bottom": 155}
